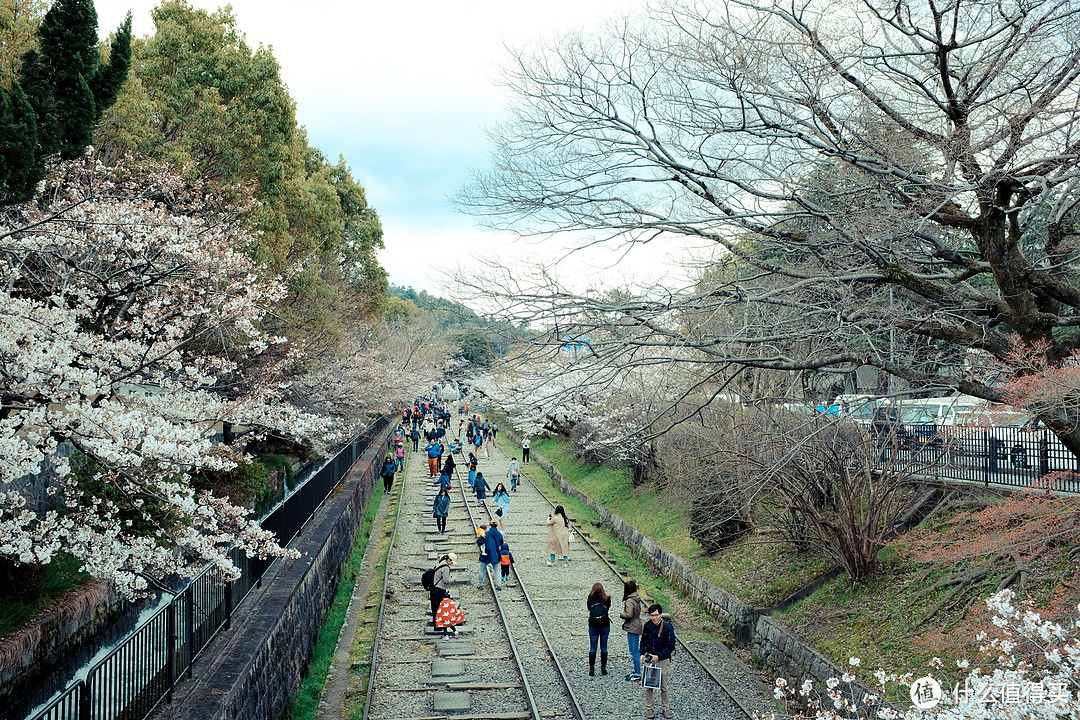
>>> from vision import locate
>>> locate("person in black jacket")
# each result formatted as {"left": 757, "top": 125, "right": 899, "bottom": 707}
{"left": 380, "top": 454, "right": 396, "bottom": 493}
{"left": 640, "top": 603, "right": 676, "bottom": 719}
{"left": 586, "top": 582, "right": 612, "bottom": 676}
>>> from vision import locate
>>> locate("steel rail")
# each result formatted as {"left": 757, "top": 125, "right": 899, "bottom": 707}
{"left": 449, "top": 459, "right": 551, "bottom": 720}
{"left": 361, "top": 450, "right": 408, "bottom": 720}
{"left": 516, "top": 461, "right": 757, "bottom": 720}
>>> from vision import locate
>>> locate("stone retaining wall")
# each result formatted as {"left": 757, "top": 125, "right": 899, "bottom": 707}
{"left": 500, "top": 426, "right": 876, "bottom": 702}
{"left": 153, "top": 422, "right": 394, "bottom": 720}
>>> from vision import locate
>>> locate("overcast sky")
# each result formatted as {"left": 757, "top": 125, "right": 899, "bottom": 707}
{"left": 92, "top": 0, "right": 700, "bottom": 295}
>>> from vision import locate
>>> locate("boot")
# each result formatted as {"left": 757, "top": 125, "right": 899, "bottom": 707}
{"left": 589, "top": 652, "right": 596, "bottom": 676}
{"left": 601, "top": 652, "right": 608, "bottom": 675}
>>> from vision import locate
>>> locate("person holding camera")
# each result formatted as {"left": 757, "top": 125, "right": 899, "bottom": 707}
{"left": 640, "top": 603, "right": 676, "bottom": 719}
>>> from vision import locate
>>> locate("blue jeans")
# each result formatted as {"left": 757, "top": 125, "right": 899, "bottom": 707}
{"left": 627, "top": 632, "right": 641, "bottom": 674}
{"left": 395, "top": 457, "right": 404, "bottom": 471}
{"left": 589, "top": 626, "right": 609, "bottom": 653}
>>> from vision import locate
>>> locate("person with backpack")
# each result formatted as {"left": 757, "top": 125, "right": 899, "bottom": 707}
{"left": 423, "top": 553, "right": 455, "bottom": 629}
{"left": 640, "top": 603, "right": 677, "bottom": 719}
{"left": 498, "top": 540, "right": 515, "bottom": 585}
{"left": 586, "top": 582, "right": 612, "bottom": 676}
{"left": 474, "top": 471, "right": 490, "bottom": 508}
{"left": 432, "top": 487, "right": 451, "bottom": 534}
{"left": 620, "top": 579, "right": 644, "bottom": 681}
{"left": 483, "top": 519, "right": 504, "bottom": 589}
{"left": 410, "top": 426, "right": 420, "bottom": 452}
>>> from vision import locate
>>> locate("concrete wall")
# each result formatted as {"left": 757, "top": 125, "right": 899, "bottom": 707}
{"left": 0, "top": 585, "right": 143, "bottom": 720}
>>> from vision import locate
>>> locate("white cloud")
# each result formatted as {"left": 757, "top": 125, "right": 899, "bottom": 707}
{"left": 94, "top": 0, "right": 662, "bottom": 296}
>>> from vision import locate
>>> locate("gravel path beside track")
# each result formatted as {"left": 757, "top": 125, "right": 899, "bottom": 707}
{"left": 357, "top": 417, "right": 776, "bottom": 720}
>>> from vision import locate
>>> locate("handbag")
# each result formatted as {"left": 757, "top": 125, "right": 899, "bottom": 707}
{"left": 641, "top": 664, "right": 662, "bottom": 689}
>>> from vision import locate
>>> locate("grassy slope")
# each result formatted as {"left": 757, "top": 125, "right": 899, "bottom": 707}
{"left": 530, "top": 436, "right": 830, "bottom": 606}
{"left": 505, "top": 418, "right": 1080, "bottom": 688}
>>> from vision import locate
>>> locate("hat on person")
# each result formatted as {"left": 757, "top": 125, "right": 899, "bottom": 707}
{"left": 447, "top": 552, "right": 457, "bottom": 564}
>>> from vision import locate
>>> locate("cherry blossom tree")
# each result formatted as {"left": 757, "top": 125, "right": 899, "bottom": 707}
{"left": 284, "top": 314, "right": 453, "bottom": 429}
{"left": 461, "top": 0, "right": 1080, "bottom": 456}
{"left": 0, "top": 154, "right": 327, "bottom": 597}
{"left": 769, "top": 591, "right": 1079, "bottom": 720}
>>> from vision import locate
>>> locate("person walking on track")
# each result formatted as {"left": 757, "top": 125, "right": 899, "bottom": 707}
{"left": 546, "top": 505, "right": 571, "bottom": 566}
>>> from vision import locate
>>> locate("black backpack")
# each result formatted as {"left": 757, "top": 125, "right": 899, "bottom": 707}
{"left": 589, "top": 600, "right": 609, "bottom": 622}
{"left": 421, "top": 563, "right": 446, "bottom": 591}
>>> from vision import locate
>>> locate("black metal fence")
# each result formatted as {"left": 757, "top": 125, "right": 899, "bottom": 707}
{"left": 874, "top": 423, "right": 1080, "bottom": 493}
{"left": 27, "top": 418, "right": 392, "bottom": 720}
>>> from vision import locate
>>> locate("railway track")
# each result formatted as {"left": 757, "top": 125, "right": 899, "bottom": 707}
{"left": 362, "top": 424, "right": 763, "bottom": 720}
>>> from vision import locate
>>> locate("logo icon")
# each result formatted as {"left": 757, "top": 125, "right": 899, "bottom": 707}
{"left": 910, "top": 676, "right": 944, "bottom": 709}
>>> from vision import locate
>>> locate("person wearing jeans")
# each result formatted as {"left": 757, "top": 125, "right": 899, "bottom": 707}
{"left": 587, "top": 582, "right": 612, "bottom": 676}
{"left": 620, "top": 579, "right": 643, "bottom": 681}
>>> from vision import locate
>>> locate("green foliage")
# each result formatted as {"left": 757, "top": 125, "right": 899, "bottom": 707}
{"left": 259, "top": 453, "right": 295, "bottom": 489}
{"left": 0, "top": 553, "right": 93, "bottom": 639}
{"left": 454, "top": 331, "right": 495, "bottom": 367}
{"left": 0, "top": 1, "right": 48, "bottom": 82}
{"left": 35, "top": 0, "right": 99, "bottom": 154}
{"left": 231, "top": 458, "right": 275, "bottom": 507}
{"left": 390, "top": 284, "right": 481, "bottom": 328}
{"left": 0, "top": 0, "right": 131, "bottom": 202}
{"left": 69, "top": 453, "right": 184, "bottom": 540}
{"left": 389, "top": 284, "right": 530, "bottom": 351}
{"left": 95, "top": 1, "right": 388, "bottom": 338}
{"left": 0, "top": 82, "right": 38, "bottom": 202}
{"left": 88, "top": 11, "right": 130, "bottom": 119}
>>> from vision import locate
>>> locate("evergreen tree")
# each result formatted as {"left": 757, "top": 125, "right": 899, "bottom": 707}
{"left": 16, "top": 48, "right": 58, "bottom": 160}
{"left": 6, "top": 0, "right": 131, "bottom": 200}
{"left": 89, "top": 12, "right": 131, "bottom": 121}
{"left": 33, "top": 0, "right": 98, "bottom": 159}
{"left": 0, "top": 83, "right": 39, "bottom": 203}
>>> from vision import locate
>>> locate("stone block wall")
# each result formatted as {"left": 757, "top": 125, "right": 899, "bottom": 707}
{"left": 0, "top": 584, "right": 145, "bottom": 720}
{"left": 153, "top": 422, "right": 393, "bottom": 720}
{"left": 755, "top": 614, "right": 878, "bottom": 707}
{"left": 501, "top": 426, "right": 877, "bottom": 701}
{"left": 501, "top": 428, "right": 757, "bottom": 642}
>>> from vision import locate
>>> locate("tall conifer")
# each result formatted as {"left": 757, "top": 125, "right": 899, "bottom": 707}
{"left": 5, "top": 0, "right": 131, "bottom": 200}
{"left": 0, "top": 83, "right": 39, "bottom": 202}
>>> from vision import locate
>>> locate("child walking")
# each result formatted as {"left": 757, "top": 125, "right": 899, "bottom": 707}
{"left": 499, "top": 541, "right": 515, "bottom": 585}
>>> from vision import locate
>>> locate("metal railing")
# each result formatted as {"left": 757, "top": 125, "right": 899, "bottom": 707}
{"left": 27, "top": 418, "right": 392, "bottom": 720}
{"left": 873, "top": 423, "right": 1080, "bottom": 493}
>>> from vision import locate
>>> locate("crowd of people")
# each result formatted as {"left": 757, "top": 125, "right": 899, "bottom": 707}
{"left": 392, "top": 387, "right": 676, "bottom": 717}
